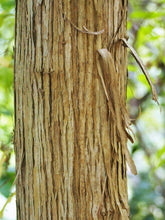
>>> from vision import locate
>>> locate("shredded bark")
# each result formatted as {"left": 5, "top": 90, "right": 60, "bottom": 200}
{"left": 15, "top": 1, "right": 131, "bottom": 219}
{"left": 108, "top": 9, "right": 126, "bottom": 50}
{"left": 97, "top": 48, "right": 137, "bottom": 175}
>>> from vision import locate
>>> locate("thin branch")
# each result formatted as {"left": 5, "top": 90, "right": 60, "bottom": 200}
{"left": 59, "top": 6, "right": 104, "bottom": 35}
{"left": 121, "top": 38, "right": 159, "bottom": 106}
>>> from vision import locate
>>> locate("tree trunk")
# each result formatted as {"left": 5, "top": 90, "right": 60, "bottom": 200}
{"left": 14, "top": 0, "right": 129, "bottom": 219}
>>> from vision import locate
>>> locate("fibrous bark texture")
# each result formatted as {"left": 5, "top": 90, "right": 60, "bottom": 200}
{"left": 14, "top": 0, "right": 130, "bottom": 219}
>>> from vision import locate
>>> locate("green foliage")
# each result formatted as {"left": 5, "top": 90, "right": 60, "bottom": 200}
{"left": 0, "top": 171, "right": 15, "bottom": 198}
{"left": 0, "top": 0, "right": 15, "bottom": 218}
{"left": 128, "top": 0, "right": 165, "bottom": 219}
{"left": 129, "top": 172, "right": 165, "bottom": 220}
{"left": 0, "top": 0, "right": 15, "bottom": 11}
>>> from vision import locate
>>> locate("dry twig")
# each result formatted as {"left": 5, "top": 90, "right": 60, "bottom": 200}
{"left": 121, "top": 38, "right": 159, "bottom": 106}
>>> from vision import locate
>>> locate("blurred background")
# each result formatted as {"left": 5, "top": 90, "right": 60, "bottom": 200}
{"left": 0, "top": 0, "right": 164, "bottom": 219}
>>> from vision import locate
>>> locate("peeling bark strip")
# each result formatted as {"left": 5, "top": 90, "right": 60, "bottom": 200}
{"left": 97, "top": 49, "right": 137, "bottom": 176}
{"left": 15, "top": 0, "right": 130, "bottom": 219}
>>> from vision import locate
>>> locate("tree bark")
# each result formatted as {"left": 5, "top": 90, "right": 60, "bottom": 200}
{"left": 14, "top": 0, "right": 129, "bottom": 219}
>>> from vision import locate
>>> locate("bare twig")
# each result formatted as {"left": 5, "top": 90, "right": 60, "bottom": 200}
{"left": 11, "top": 151, "right": 24, "bottom": 188}
{"left": 121, "top": 38, "right": 159, "bottom": 106}
{"left": 82, "top": 26, "right": 104, "bottom": 35}
{"left": 59, "top": 6, "right": 104, "bottom": 35}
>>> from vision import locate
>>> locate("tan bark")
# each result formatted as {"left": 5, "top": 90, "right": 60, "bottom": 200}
{"left": 14, "top": 0, "right": 130, "bottom": 219}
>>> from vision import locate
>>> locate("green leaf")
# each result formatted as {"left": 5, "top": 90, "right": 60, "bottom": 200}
{"left": 157, "top": 159, "right": 165, "bottom": 168}
{"left": 0, "top": 171, "right": 15, "bottom": 198}
{"left": 156, "top": 146, "right": 165, "bottom": 159}
{"left": 130, "top": 10, "right": 165, "bottom": 19}
{"left": 0, "top": 0, "right": 15, "bottom": 11}
{"left": 0, "top": 66, "right": 13, "bottom": 89}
